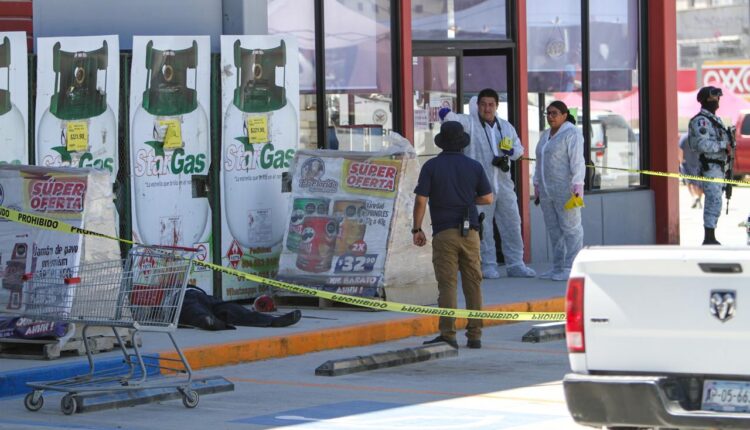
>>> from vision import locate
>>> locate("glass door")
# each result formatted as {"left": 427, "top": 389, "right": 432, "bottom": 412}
{"left": 461, "top": 53, "right": 510, "bottom": 117}
{"left": 413, "top": 51, "right": 515, "bottom": 264}
{"left": 412, "top": 51, "right": 513, "bottom": 157}
{"left": 412, "top": 55, "right": 458, "bottom": 157}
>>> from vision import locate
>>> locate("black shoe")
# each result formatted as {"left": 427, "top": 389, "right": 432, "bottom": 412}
{"left": 423, "top": 335, "right": 458, "bottom": 349}
{"left": 703, "top": 227, "right": 721, "bottom": 245}
{"left": 270, "top": 310, "right": 302, "bottom": 327}
{"left": 467, "top": 339, "right": 482, "bottom": 349}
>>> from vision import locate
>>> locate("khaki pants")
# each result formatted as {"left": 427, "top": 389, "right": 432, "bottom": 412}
{"left": 432, "top": 228, "right": 483, "bottom": 341}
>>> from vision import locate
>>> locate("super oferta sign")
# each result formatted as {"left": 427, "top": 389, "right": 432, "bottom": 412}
{"left": 27, "top": 178, "right": 86, "bottom": 213}
{"left": 342, "top": 159, "right": 400, "bottom": 198}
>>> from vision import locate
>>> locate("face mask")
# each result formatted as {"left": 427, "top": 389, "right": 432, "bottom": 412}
{"left": 702, "top": 100, "right": 719, "bottom": 113}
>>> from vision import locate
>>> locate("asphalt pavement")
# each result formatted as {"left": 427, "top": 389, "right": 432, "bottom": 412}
{"left": 0, "top": 321, "right": 585, "bottom": 430}
{"left": 0, "top": 263, "right": 566, "bottom": 399}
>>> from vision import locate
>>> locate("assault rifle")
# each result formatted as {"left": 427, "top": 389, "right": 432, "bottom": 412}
{"left": 725, "top": 125, "right": 736, "bottom": 215}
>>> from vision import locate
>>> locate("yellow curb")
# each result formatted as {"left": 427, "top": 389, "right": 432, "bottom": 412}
{"left": 159, "top": 296, "right": 565, "bottom": 372}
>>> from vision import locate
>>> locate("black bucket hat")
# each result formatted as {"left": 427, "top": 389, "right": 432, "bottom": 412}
{"left": 434, "top": 121, "right": 470, "bottom": 151}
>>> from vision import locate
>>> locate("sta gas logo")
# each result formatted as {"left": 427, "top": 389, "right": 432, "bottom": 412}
{"left": 224, "top": 141, "right": 294, "bottom": 172}
{"left": 42, "top": 148, "right": 114, "bottom": 173}
{"left": 134, "top": 147, "right": 207, "bottom": 177}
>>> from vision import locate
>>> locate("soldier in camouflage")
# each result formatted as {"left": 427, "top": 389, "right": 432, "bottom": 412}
{"left": 688, "top": 86, "right": 732, "bottom": 245}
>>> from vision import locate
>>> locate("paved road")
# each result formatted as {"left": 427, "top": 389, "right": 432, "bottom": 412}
{"left": 0, "top": 322, "right": 586, "bottom": 430}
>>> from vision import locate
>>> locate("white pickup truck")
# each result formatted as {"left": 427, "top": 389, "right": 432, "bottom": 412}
{"left": 563, "top": 247, "right": 750, "bottom": 430}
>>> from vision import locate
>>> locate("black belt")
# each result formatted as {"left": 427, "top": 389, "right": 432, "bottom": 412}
{"left": 699, "top": 154, "right": 726, "bottom": 171}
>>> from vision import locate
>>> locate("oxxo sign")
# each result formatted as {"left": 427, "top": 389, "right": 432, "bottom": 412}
{"left": 703, "top": 62, "right": 750, "bottom": 96}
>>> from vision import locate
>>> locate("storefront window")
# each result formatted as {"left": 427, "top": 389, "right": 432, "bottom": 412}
{"left": 268, "top": 0, "right": 319, "bottom": 150}
{"left": 589, "top": 0, "right": 641, "bottom": 190}
{"left": 526, "top": 0, "right": 583, "bottom": 193}
{"left": 413, "top": 56, "right": 457, "bottom": 156}
{"left": 412, "top": 0, "right": 508, "bottom": 40}
{"left": 325, "top": 0, "right": 392, "bottom": 151}
{"left": 526, "top": 0, "right": 641, "bottom": 192}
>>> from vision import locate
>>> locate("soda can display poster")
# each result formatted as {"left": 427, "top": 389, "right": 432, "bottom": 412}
{"left": 0, "top": 32, "right": 28, "bottom": 165}
{"left": 277, "top": 150, "right": 402, "bottom": 298}
{"left": 0, "top": 166, "right": 88, "bottom": 314}
{"left": 35, "top": 35, "right": 119, "bottom": 182}
{"left": 219, "top": 35, "right": 299, "bottom": 300}
{"left": 129, "top": 36, "right": 212, "bottom": 294}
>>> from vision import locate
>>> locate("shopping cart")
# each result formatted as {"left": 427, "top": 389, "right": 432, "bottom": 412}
{"left": 14, "top": 244, "right": 199, "bottom": 415}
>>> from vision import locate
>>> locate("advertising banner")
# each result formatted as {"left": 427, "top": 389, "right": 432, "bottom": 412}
{"left": 35, "top": 35, "right": 119, "bottom": 182}
{"left": 702, "top": 61, "right": 750, "bottom": 97}
{"left": 219, "top": 35, "right": 299, "bottom": 300}
{"left": 277, "top": 151, "right": 401, "bottom": 297}
{"left": 0, "top": 166, "right": 88, "bottom": 314}
{"left": 0, "top": 32, "right": 28, "bottom": 165}
{"left": 129, "top": 36, "right": 212, "bottom": 293}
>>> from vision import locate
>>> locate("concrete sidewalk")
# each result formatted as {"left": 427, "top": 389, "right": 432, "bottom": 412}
{"left": 0, "top": 265, "right": 566, "bottom": 398}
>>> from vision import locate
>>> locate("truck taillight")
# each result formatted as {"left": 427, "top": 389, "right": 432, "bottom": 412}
{"left": 566, "top": 277, "right": 585, "bottom": 353}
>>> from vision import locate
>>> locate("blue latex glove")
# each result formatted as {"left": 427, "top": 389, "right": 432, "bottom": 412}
{"left": 501, "top": 148, "right": 514, "bottom": 157}
{"left": 438, "top": 107, "right": 451, "bottom": 122}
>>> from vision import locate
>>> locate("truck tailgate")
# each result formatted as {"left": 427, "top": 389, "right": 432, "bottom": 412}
{"left": 574, "top": 247, "right": 750, "bottom": 376}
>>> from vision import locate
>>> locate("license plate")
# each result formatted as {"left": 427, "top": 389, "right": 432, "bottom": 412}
{"left": 702, "top": 379, "right": 750, "bottom": 413}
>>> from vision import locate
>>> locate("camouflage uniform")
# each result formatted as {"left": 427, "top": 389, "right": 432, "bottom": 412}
{"left": 688, "top": 109, "right": 731, "bottom": 229}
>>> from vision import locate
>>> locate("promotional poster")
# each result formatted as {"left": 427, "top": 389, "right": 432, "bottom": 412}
{"left": 219, "top": 35, "right": 299, "bottom": 300}
{"left": 35, "top": 35, "right": 119, "bottom": 182}
{"left": 277, "top": 151, "right": 401, "bottom": 297}
{"left": 0, "top": 167, "right": 88, "bottom": 315}
{"left": 0, "top": 32, "right": 28, "bottom": 165}
{"left": 129, "top": 36, "right": 212, "bottom": 293}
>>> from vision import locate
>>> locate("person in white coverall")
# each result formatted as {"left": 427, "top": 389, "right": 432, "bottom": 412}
{"left": 442, "top": 88, "right": 536, "bottom": 279}
{"left": 533, "top": 100, "right": 586, "bottom": 281}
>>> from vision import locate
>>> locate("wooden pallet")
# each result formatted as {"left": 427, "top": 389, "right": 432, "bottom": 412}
{"left": 0, "top": 329, "right": 139, "bottom": 360}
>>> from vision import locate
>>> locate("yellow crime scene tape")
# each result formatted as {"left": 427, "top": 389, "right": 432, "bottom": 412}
{"left": 522, "top": 157, "right": 750, "bottom": 187}
{"left": 0, "top": 205, "right": 565, "bottom": 322}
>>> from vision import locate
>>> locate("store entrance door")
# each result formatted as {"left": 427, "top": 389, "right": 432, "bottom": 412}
{"left": 412, "top": 50, "right": 516, "bottom": 264}
{"left": 412, "top": 51, "right": 514, "bottom": 156}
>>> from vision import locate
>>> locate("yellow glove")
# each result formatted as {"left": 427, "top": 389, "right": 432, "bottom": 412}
{"left": 564, "top": 193, "right": 585, "bottom": 211}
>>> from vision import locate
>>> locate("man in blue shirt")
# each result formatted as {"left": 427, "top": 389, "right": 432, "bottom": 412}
{"left": 412, "top": 121, "right": 493, "bottom": 349}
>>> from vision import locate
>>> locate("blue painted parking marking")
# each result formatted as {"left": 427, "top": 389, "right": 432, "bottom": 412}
{"left": 0, "top": 355, "right": 162, "bottom": 398}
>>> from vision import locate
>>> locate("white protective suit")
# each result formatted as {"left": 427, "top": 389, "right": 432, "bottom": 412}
{"left": 533, "top": 121, "right": 586, "bottom": 280}
{"left": 445, "top": 98, "right": 534, "bottom": 277}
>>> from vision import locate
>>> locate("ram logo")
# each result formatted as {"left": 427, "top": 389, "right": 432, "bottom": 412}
{"left": 710, "top": 290, "right": 736, "bottom": 322}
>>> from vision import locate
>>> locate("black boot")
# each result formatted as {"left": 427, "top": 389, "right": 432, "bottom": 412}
{"left": 703, "top": 227, "right": 721, "bottom": 245}
{"left": 270, "top": 310, "right": 302, "bottom": 327}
